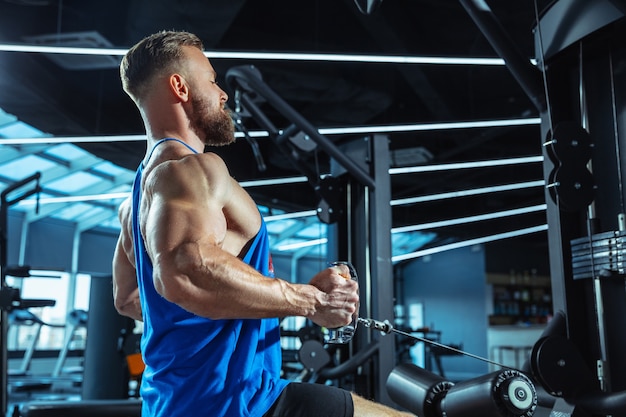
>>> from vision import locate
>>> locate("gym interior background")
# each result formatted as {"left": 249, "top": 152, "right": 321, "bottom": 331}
{"left": 1, "top": 1, "right": 626, "bottom": 416}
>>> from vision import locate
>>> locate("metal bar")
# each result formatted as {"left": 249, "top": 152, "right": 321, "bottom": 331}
{"left": 0, "top": 173, "right": 41, "bottom": 417}
{"left": 225, "top": 65, "right": 375, "bottom": 189}
{"left": 390, "top": 180, "right": 544, "bottom": 206}
{"left": 459, "top": 0, "right": 546, "bottom": 112}
{"left": 358, "top": 318, "right": 513, "bottom": 370}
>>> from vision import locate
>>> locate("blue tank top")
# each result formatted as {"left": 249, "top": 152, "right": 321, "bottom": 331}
{"left": 131, "top": 138, "right": 289, "bottom": 417}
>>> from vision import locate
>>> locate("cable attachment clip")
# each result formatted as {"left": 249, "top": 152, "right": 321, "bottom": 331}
{"left": 358, "top": 317, "right": 393, "bottom": 335}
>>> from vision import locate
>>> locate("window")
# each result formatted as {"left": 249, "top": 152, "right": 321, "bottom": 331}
{"left": 6, "top": 271, "right": 91, "bottom": 351}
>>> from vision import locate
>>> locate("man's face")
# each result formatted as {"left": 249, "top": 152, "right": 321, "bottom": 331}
{"left": 182, "top": 46, "right": 235, "bottom": 147}
{"left": 188, "top": 93, "right": 235, "bottom": 147}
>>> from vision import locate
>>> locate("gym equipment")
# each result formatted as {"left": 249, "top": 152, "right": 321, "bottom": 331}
{"left": 82, "top": 276, "right": 135, "bottom": 401}
{"left": 460, "top": 0, "right": 626, "bottom": 415}
{"left": 297, "top": 338, "right": 381, "bottom": 385}
{"left": 325, "top": 261, "right": 359, "bottom": 344}
{"left": 8, "top": 310, "right": 63, "bottom": 378}
{"left": 51, "top": 309, "right": 88, "bottom": 379}
{"left": 394, "top": 326, "right": 462, "bottom": 377}
{"left": 359, "top": 318, "right": 505, "bottom": 369}
{"left": 118, "top": 321, "right": 144, "bottom": 398}
{"left": 295, "top": 2, "right": 626, "bottom": 415}
{"left": 387, "top": 363, "right": 536, "bottom": 417}
{"left": 7, "top": 309, "right": 67, "bottom": 395}
{"left": 359, "top": 316, "right": 538, "bottom": 416}
{"left": 18, "top": 399, "right": 142, "bottom": 417}
{"left": 298, "top": 313, "right": 538, "bottom": 416}
{"left": 1, "top": 173, "right": 57, "bottom": 415}
{"left": 227, "top": 61, "right": 396, "bottom": 402}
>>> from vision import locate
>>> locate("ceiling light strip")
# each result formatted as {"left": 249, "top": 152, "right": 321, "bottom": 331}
{"left": 17, "top": 178, "right": 311, "bottom": 206}
{"left": 0, "top": 117, "right": 541, "bottom": 145}
{"left": 389, "top": 155, "right": 544, "bottom": 175}
{"left": 392, "top": 204, "right": 547, "bottom": 233}
{"left": 392, "top": 224, "right": 548, "bottom": 263}
{"left": 265, "top": 210, "right": 318, "bottom": 222}
{"left": 275, "top": 238, "right": 328, "bottom": 252}
{"left": 28, "top": 269, "right": 64, "bottom": 278}
{"left": 0, "top": 45, "right": 126, "bottom": 55}
{"left": 209, "top": 52, "right": 506, "bottom": 65}
{"left": 0, "top": 135, "right": 146, "bottom": 145}
{"left": 0, "top": 132, "right": 266, "bottom": 144}
{"left": 14, "top": 178, "right": 544, "bottom": 208}
{"left": 321, "top": 117, "right": 541, "bottom": 135}
{"left": 240, "top": 176, "right": 308, "bottom": 187}
{"left": 0, "top": 43, "right": 507, "bottom": 65}
{"left": 18, "top": 192, "right": 130, "bottom": 205}
{"left": 391, "top": 180, "right": 545, "bottom": 206}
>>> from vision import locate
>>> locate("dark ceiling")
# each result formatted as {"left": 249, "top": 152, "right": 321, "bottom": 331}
{"left": 0, "top": 0, "right": 558, "bottom": 257}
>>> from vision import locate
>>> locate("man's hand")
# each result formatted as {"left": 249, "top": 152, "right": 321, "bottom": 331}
{"left": 307, "top": 265, "right": 359, "bottom": 329}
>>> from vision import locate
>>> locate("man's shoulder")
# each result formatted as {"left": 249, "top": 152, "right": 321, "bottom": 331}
{"left": 178, "top": 151, "right": 230, "bottom": 177}
{"left": 144, "top": 151, "right": 234, "bottom": 201}
{"left": 149, "top": 150, "right": 224, "bottom": 176}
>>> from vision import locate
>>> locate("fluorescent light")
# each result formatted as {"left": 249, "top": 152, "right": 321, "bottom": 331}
{"left": 1, "top": 117, "right": 541, "bottom": 145}
{"left": 392, "top": 204, "right": 547, "bottom": 233}
{"left": 392, "top": 224, "right": 548, "bottom": 262}
{"left": 240, "top": 176, "right": 308, "bottom": 187}
{"left": 265, "top": 210, "right": 318, "bottom": 222}
{"left": 275, "top": 238, "right": 328, "bottom": 251}
{"left": 389, "top": 156, "right": 544, "bottom": 175}
{"left": 0, "top": 44, "right": 127, "bottom": 55}
{"left": 0, "top": 131, "right": 269, "bottom": 145}
{"left": 0, "top": 43, "right": 508, "bottom": 65}
{"left": 391, "top": 180, "right": 545, "bottom": 205}
{"left": 321, "top": 118, "right": 541, "bottom": 135}
{"left": 16, "top": 179, "right": 310, "bottom": 206}
{"left": 207, "top": 51, "right": 506, "bottom": 65}
{"left": 18, "top": 192, "right": 130, "bottom": 205}
{"left": 0, "top": 135, "right": 146, "bottom": 145}
{"left": 29, "top": 269, "right": 65, "bottom": 278}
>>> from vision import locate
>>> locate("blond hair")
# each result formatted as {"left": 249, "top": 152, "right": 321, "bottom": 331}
{"left": 120, "top": 30, "right": 204, "bottom": 103}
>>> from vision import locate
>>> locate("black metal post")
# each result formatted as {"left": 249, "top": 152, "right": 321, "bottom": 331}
{"left": 330, "top": 134, "right": 395, "bottom": 404}
{"left": 459, "top": 0, "right": 546, "bottom": 113}
{"left": 534, "top": 2, "right": 626, "bottom": 415}
{"left": 0, "top": 173, "right": 41, "bottom": 417}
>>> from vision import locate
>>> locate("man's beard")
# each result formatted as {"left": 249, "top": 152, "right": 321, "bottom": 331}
{"left": 188, "top": 95, "right": 235, "bottom": 147}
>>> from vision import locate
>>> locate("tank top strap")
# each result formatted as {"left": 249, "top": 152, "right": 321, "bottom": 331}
{"left": 144, "top": 138, "right": 200, "bottom": 166}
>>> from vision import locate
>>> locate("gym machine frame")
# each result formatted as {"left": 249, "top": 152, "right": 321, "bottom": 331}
{"left": 455, "top": 1, "right": 626, "bottom": 416}
{"left": 230, "top": 1, "right": 626, "bottom": 415}
{"left": 383, "top": 1, "right": 626, "bottom": 415}
{"left": 225, "top": 65, "right": 397, "bottom": 404}
{"left": 0, "top": 173, "right": 57, "bottom": 416}
{"left": 226, "top": 64, "right": 539, "bottom": 416}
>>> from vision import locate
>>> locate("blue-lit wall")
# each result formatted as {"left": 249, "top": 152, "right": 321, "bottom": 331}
{"left": 7, "top": 213, "right": 117, "bottom": 275}
{"left": 397, "top": 245, "right": 489, "bottom": 381}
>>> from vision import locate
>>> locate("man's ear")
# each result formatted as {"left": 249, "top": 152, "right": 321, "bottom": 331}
{"left": 169, "top": 74, "right": 189, "bottom": 102}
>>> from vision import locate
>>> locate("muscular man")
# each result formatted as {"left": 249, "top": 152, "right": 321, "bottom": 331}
{"left": 112, "top": 30, "right": 412, "bottom": 417}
